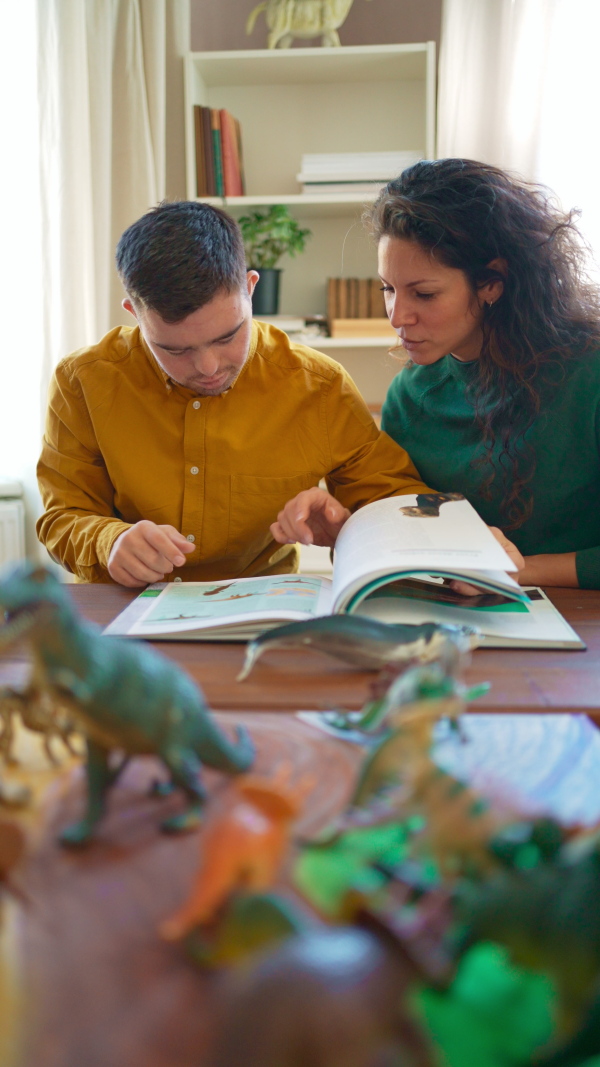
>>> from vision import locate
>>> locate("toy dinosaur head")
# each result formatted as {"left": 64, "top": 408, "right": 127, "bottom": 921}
{"left": 0, "top": 562, "right": 71, "bottom": 647}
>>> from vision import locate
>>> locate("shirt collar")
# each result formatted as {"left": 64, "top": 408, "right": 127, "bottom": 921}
{"left": 140, "top": 331, "right": 173, "bottom": 392}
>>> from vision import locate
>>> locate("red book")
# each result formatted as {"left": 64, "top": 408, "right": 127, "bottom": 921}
{"left": 219, "top": 109, "right": 242, "bottom": 196}
{"left": 234, "top": 117, "right": 246, "bottom": 195}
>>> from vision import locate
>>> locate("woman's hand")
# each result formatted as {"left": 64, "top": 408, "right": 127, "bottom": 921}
{"left": 270, "top": 488, "right": 350, "bottom": 548}
{"left": 489, "top": 525, "right": 525, "bottom": 572}
{"left": 517, "top": 552, "right": 578, "bottom": 587}
{"left": 450, "top": 526, "right": 525, "bottom": 596}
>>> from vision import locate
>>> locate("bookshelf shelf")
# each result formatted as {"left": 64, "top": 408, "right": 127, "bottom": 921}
{"left": 313, "top": 336, "right": 398, "bottom": 349}
{"left": 196, "top": 193, "right": 379, "bottom": 220}
{"left": 184, "top": 43, "right": 436, "bottom": 405}
{"left": 186, "top": 45, "right": 432, "bottom": 89}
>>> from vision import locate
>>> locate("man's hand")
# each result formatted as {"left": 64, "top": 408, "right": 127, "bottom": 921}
{"left": 107, "top": 521, "right": 195, "bottom": 587}
{"left": 450, "top": 525, "right": 525, "bottom": 596}
{"left": 270, "top": 488, "right": 351, "bottom": 549}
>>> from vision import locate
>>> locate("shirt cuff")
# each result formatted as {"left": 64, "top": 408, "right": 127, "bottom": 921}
{"left": 575, "top": 546, "right": 600, "bottom": 590}
{"left": 95, "top": 520, "right": 132, "bottom": 570}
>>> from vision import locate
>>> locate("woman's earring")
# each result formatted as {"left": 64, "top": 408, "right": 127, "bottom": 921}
{"left": 487, "top": 300, "right": 494, "bottom": 308}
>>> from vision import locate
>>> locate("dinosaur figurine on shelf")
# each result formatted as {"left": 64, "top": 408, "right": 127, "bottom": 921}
{"left": 0, "top": 563, "right": 255, "bottom": 846}
{"left": 246, "top": 0, "right": 372, "bottom": 50}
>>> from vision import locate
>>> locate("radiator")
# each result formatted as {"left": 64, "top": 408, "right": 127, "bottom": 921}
{"left": 0, "top": 481, "right": 25, "bottom": 566}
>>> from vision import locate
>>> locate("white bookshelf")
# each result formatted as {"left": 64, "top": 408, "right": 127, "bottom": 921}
{"left": 190, "top": 192, "right": 382, "bottom": 219}
{"left": 314, "top": 336, "right": 397, "bottom": 349}
{"left": 184, "top": 43, "right": 436, "bottom": 404}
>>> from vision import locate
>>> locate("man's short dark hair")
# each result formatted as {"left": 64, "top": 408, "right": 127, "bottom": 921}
{"left": 115, "top": 200, "right": 247, "bottom": 322}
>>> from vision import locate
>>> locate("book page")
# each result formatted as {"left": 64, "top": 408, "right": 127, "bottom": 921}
{"left": 128, "top": 575, "right": 333, "bottom": 636}
{"left": 298, "top": 712, "right": 600, "bottom": 825}
{"left": 332, "top": 495, "right": 517, "bottom": 612}
{"left": 357, "top": 587, "right": 584, "bottom": 649}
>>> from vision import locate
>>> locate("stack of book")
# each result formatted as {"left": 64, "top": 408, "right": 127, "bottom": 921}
{"left": 296, "top": 151, "right": 422, "bottom": 195}
{"left": 327, "top": 277, "right": 395, "bottom": 340}
{"left": 193, "top": 106, "right": 246, "bottom": 198}
{"left": 254, "top": 314, "right": 329, "bottom": 344}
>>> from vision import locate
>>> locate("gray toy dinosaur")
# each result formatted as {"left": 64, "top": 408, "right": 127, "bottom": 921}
{"left": 0, "top": 563, "right": 255, "bottom": 846}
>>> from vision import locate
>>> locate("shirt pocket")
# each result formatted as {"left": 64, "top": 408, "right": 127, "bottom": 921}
{"left": 226, "top": 472, "right": 320, "bottom": 559}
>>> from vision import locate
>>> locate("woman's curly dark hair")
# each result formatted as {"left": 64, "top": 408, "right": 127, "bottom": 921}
{"left": 367, "top": 158, "right": 600, "bottom": 528}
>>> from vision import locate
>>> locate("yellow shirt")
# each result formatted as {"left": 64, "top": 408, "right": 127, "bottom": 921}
{"left": 37, "top": 321, "right": 429, "bottom": 583}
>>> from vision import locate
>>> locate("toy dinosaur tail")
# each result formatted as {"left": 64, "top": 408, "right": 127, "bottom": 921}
{"left": 246, "top": 1, "right": 267, "bottom": 35}
{"left": 199, "top": 723, "right": 255, "bottom": 775}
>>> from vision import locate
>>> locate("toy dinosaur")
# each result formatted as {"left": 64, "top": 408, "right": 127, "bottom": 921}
{"left": 246, "top": 0, "right": 372, "bottom": 50}
{"left": 325, "top": 657, "right": 488, "bottom": 735}
{"left": 457, "top": 830, "right": 600, "bottom": 1046}
{"left": 0, "top": 776, "right": 30, "bottom": 808}
{"left": 182, "top": 891, "right": 310, "bottom": 969}
{"left": 0, "top": 563, "right": 255, "bottom": 846}
{"left": 0, "top": 679, "right": 78, "bottom": 765}
{"left": 160, "top": 764, "right": 312, "bottom": 941}
{"left": 0, "top": 816, "right": 25, "bottom": 891}
{"left": 237, "top": 614, "right": 476, "bottom": 681}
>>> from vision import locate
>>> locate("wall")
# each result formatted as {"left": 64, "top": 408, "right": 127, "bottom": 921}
{"left": 190, "top": 0, "right": 441, "bottom": 51}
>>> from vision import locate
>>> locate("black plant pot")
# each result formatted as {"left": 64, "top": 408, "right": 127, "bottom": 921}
{"left": 251, "top": 268, "right": 281, "bottom": 316}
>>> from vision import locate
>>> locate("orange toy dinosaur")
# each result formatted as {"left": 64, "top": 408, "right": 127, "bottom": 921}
{"left": 160, "top": 765, "right": 312, "bottom": 941}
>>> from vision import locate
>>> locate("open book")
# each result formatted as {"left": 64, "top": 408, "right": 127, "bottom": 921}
{"left": 105, "top": 495, "right": 584, "bottom": 650}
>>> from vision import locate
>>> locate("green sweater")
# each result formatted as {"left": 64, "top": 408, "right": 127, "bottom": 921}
{"left": 381, "top": 352, "right": 600, "bottom": 589}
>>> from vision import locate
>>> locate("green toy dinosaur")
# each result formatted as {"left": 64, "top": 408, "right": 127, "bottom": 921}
{"left": 0, "top": 563, "right": 255, "bottom": 845}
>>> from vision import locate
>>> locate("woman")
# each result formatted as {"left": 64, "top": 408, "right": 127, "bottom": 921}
{"left": 273, "top": 160, "right": 600, "bottom": 588}
{"left": 374, "top": 159, "right": 600, "bottom": 588}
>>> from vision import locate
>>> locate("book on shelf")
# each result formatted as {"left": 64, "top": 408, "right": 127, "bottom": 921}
{"left": 297, "top": 181, "right": 386, "bottom": 196}
{"left": 330, "top": 318, "right": 397, "bottom": 340}
{"left": 327, "top": 278, "right": 386, "bottom": 322}
{"left": 357, "top": 279, "right": 370, "bottom": 319}
{"left": 234, "top": 117, "right": 246, "bottom": 196}
{"left": 193, "top": 106, "right": 207, "bottom": 197}
{"left": 348, "top": 278, "right": 358, "bottom": 319}
{"left": 297, "top": 150, "right": 422, "bottom": 185}
{"left": 254, "top": 314, "right": 307, "bottom": 333}
{"left": 371, "top": 278, "right": 386, "bottom": 317}
{"left": 219, "top": 109, "right": 242, "bottom": 197}
{"left": 202, "top": 107, "right": 216, "bottom": 196}
{"left": 193, "top": 105, "right": 246, "bottom": 199}
{"left": 210, "top": 109, "right": 224, "bottom": 197}
{"left": 104, "top": 495, "right": 584, "bottom": 650}
{"left": 253, "top": 314, "right": 329, "bottom": 344}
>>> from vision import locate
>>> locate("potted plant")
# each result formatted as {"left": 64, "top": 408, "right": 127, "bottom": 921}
{"left": 238, "top": 205, "right": 312, "bottom": 315}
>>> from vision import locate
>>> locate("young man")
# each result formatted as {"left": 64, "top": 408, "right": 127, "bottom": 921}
{"left": 37, "top": 201, "right": 429, "bottom": 586}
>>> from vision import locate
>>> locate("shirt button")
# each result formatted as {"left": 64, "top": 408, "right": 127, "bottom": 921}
{"left": 186, "top": 534, "right": 195, "bottom": 542}
{"left": 190, "top": 466, "right": 199, "bottom": 475}
{"left": 173, "top": 577, "right": 182, "bottom": 583}
{"left": 192, "top": 400, "right": 201, "bottom": 409}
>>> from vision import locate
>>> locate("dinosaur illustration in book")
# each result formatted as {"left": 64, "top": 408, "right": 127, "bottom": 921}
{"left": 0, "top": 563, "right": 255, "bottom": 845}
{"left": 399, "top": 492, "right": 465, "bottom": 518}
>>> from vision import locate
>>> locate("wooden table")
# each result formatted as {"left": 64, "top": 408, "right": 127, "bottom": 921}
{"left": 2, "top": 582, "right": 600, "bottom": 1067}
{"left": 6, "top": 583, "right": 594, "bottom": 715}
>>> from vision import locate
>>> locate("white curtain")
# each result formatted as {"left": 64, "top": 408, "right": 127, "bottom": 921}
{"left": 438, "top": 0, "right": 600, "bottom": 264}
{"left": 0, "top": 2, "right": 45, "bottom": 557}
{"left": 0, "top": 0, "right": 189, "bottom": 558}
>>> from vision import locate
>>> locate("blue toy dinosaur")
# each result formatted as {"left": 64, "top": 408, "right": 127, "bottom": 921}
{"left": 0, "top": 563, "right": 255, "bottom": 846}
